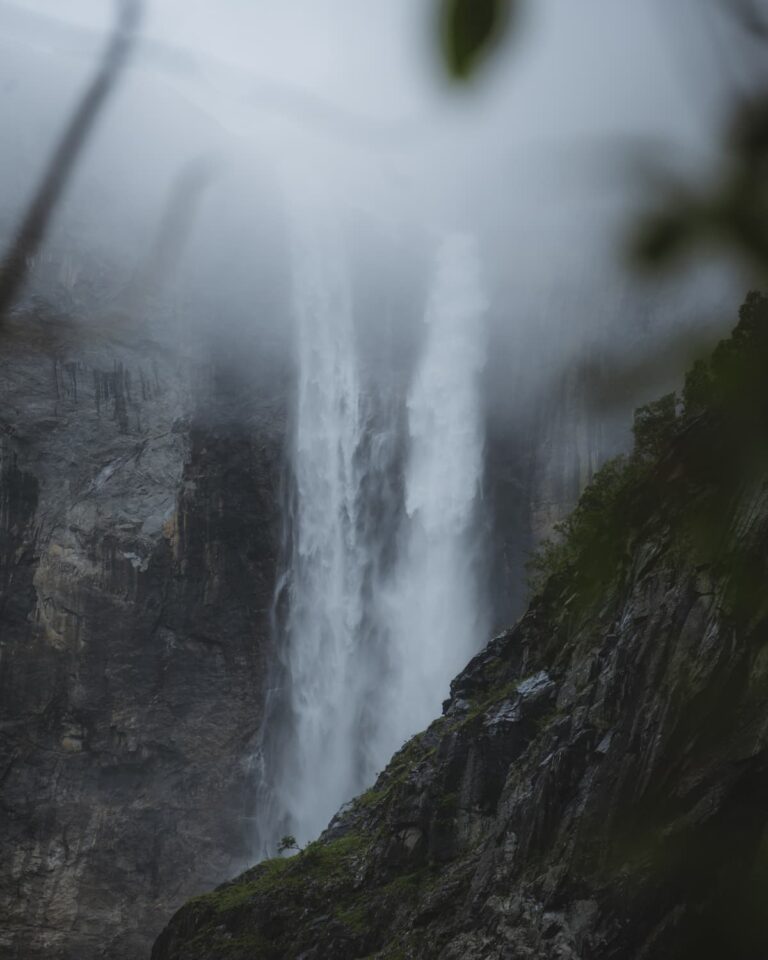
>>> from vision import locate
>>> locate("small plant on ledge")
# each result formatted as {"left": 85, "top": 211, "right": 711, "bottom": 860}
{"left": 277, "top": 834, "right": 302, "bottom": 856}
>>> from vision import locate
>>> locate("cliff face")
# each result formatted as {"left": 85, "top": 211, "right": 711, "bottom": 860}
{"left": 0, "top": 303, "right": 284, "bottom": 960}
{"left": 0, "top": 281, "right": 614, "bottom": 960}
{"left": 153, "top": 295, "right": 768, "bottom": 960}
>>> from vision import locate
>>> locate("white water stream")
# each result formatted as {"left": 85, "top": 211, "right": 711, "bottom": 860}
{"left": 257, "top": 225, "right": 488, "bottom": 854}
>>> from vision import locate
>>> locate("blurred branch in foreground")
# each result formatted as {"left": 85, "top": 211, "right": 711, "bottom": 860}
{"left": 630, "top": 94, "right": 768, "bottom": 282}
{"left": 727, "top": 0, "right": 768, "bottom": 40}
{"left": 124, "top": 155, "right": 218, "bottom": 310}
{"left": 625, "top": 2, "right": 768, "bottom": 281}
{"left": 0, "top": 0, "right": 143, "bottom": 322}
{"left": 435, "top": 0, "right": 768, "bottom": 289}
{"left": 438, "top": 0, "right": 519, "bottom": 81}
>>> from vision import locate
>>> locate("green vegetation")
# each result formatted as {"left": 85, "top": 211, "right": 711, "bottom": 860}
{"left": 191, "top": 832, "right": 369, "bottom": 917}
{"left": 529, "top": 292, "right": 768, "bottom": 626}
{"left": 189, "top": 856, "right": 293, "bottom": 913}
{"left": 439, "top": 0, "right": 516, "bottom": 80}
{"left": 335, "top": 901, "right": 370, "bottom": 934}
{"left": 381, "top": 868, "right": 435, "bottom": 897}
{"left": 276, "top": 834, "right": 300, "bottom": 854}
{"left": 526, "top": 452, "right": 640, "bottom": 601}
{"left": 350, "top": 735, "right": 438, "bottom": 820}
{"left": 453, "top": 679, "right": 519, "bottom": 728}
{"left": 208, "top": 933, "right": 280, "bottom": 956}
{"left": 352, "top": 786, "right": 388, "bottom": 811}
{"left": 682, "top": 291, "right": 768, "bottom": 420}
{"left": 376, "top": 734, "right": 437, "bottom": 793}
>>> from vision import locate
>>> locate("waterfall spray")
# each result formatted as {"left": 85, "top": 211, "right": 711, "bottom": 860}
{"left": 263, "top": 215, "right": 367, "bottom": 849}
{"left": 376, "top": 231, "right": 489, "bottom": 759}
{"left": 256, "top": 225, "right": 488, "bottom": 857}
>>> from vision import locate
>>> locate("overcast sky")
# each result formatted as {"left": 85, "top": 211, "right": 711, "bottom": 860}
{"left": 0, "top": 0, "right": 739, "bottom": 379}
{"left": 0, "top": 0, "right": 719, "bottom": 143}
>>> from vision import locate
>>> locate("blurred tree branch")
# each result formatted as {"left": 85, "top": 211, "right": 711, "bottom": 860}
{"left": 438, "top": 0, "right": 518, "bottom": 81}
{"left": 630, "top": 95, "right": 768, "bottom": 280}
{"left": 124, "top": 155, "right": 217, "bottom": 309}
{"left": 436, "top": 0, "right": 768, "bottom": 287}
{"left": 617, "top": 1, "right": 768, "bottom": 282}
{"left": 728, "top": 0, "right": 768, "bottom": 40}
{"left": 0, "top": 0, "right": 142, "bottom": 322}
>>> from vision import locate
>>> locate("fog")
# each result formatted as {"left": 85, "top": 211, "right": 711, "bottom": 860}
{"left": 0, "top": 1, "right": 742, "bottom": 411}
{"left": 0, "top": 0, "right": 731, "bottom": 312}
{"left": 0, "top": 0, "right": 745, "bottom": 854}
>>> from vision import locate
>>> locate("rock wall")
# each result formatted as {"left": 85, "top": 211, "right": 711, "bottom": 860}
{"left": 0, "top": 303, "right": 284, "bottom": 960}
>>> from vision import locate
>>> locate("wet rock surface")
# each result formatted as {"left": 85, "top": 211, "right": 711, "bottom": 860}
{"left": 0, "top": 304, "right": 285, "bottom": 960}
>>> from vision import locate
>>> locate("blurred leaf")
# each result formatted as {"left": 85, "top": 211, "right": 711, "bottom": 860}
{"left": 723, "top": 0, "right": 768, "bottom": 39}
{"left": 631, "top": 209, "right": 695, "bottom": 268}
{"left": 439, "top": 0, "right": 515, "bottom": 80}
{"left": 629, "top": 91, "right": 768, "bottom": 281}
{"left": 728, "top": 96, "right": 768, "bottom": 157}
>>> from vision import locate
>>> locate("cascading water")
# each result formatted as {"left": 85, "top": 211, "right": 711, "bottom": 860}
{"left": 260, "top": 214, "right": 368, "bottom": 849}
{"left": 256, "top": 224, "right": 488, "bottom": 856}
{"left": 376, "top": 231, "right": 489, "bottom": 759}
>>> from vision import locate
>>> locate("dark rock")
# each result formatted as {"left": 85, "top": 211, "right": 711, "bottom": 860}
{"left": 0, "top": 304, "right": 285, "bottom": 960}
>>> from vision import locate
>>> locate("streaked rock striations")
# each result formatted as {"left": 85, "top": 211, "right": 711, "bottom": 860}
{"left": 0, "top": 301, "right": 284, "bottom": 960}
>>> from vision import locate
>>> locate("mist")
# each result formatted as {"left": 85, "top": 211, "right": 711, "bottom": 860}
{"left": 0, "top": 0, "right": 744, "bottom": 864}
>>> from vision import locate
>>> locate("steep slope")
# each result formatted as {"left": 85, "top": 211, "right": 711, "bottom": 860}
{"left": 0, "top": 299, "right": 285, "bottom": 960}
{"left": 154, "top": 293, "right": 768, "bottom": 960}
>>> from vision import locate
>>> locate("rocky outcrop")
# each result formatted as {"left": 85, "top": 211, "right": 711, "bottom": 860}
{"left": 153, "top": 294, "right": 768, "bottom": 960}
{"left": 0, "top": 301, "right": 285, "bottom": 960}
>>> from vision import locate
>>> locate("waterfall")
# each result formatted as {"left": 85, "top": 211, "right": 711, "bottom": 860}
{"left": 376, "top": 231, "right": 489, "bottom": 758}
{"left": 255, "top": 224, "right": 487, "bottom": 856}
{"left": 261, "top": 214, "right": 368, "bottom": 849}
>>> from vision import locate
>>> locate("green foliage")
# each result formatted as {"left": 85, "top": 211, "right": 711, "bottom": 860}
{"left": 631, "top": 202, "right": 700, "bottom": 269}
{"left": 630, "top": 96, "right": 768, "bottom": 280}
{"left": 455, "top": 679, "right": 518, "bottom": 728}
{"left": 681, "top": 357, "right": 715, "bottom": 418}
{"left": 384, "top": 734, "right": 435, "bottom": 783}
{"left": 683, "top": 291, "right": 768, "bottom": 419}
{"left": 277, "top": 834, "right": 300, "bottom": 855}
{"left": 529, "top": 292, "right": 768, "bottom": 626}
{"left": 335, "top": 901, "right": 370, "bottom": 934}
{"left": 353, "top": 786, "right": 389, "bottom": 812}
{"left": 295, "top": 833, "right": 368, "bottom": 880}
{"left": 379, "top": 869, "right": 436, "bottom": 905}
{"left": 377, "top": 948, "right": 409, "bottom": 960}
{"left": 527, "top": 396, "right": 685, "bottom": 600}
{"left": 438, "top": 0, "right": 517, "bottom": 79}
{"left": 191, "top": 832, "right": 370, "bottom": 920}
{"left": 528, "top": 454, "right": 640, "bottom": 599}
{"left": 214, "top": 933, "right": 281, "bottom": 956}
{"left": 191, "top": 856, "right": 293, "bottom": 913}
{"left": 633, "top": 393, "right": 678, "bottom": 461}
